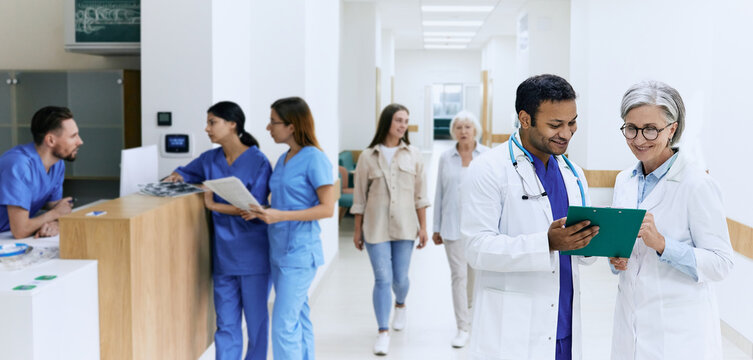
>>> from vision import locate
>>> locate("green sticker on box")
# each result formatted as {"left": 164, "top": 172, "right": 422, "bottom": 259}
{"left": 35, "top": 275, "right": 57, "bottom": 281}
{"left": 13, "top": 285, "right": 36, "bottom": 291}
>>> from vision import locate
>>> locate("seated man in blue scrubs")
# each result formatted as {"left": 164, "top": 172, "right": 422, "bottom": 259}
{"left": 0, "top": 106, "right": 83, "bottom": 239}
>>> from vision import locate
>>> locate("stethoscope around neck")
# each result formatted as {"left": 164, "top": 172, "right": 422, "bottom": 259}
{"left": 508, "top": 131, "right": 586, "bottom": 207}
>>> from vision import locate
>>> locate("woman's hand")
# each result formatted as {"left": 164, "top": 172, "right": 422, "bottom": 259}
{"left": 432, "top": 232, "right": 443, "bottom": 245}
{"left": 240, "top": 210, "right": 257, "bottom": 221}
{"left": 353, "top": 231, "right": 364, "bottom": 251}
{"left": 202, "top": 188, "right": 216, "bottom": 211}
{"left": 162, "top": 172, "right": 184, "bottom": 183}
{"left": 248, "top": 204, "right": 286, "bottom": 224}
{"left": 638, "top": 212, "right": 665, "bottom": 254}
{"left": 417, "top": 229, "right": 428, "bottom": 249}
{"left": 609, "top": 257, "right": 628, "bottom": 271}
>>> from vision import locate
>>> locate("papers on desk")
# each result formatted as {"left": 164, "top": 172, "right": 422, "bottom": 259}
{"left": 139, "top": 182, "right": 204, "bottom": 197}
{"left": 203, "top": 176, "right": 260, "bottom": 211}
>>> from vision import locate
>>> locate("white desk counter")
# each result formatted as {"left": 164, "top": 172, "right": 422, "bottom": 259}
{"left": 0, "top": 233, "right": 99, "bottom": 359}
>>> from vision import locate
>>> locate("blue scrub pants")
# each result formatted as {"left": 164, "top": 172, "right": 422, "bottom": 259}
{"left": 213, "top": 274, "right": 271, "bottom": 360}
{"left": 364, "top": 240, "right": 414, "bottom": 331}
{"left": 271, "top": 265, "right": 317, "bottom": 360}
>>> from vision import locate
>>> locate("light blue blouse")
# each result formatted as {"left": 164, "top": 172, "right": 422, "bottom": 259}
{"left": 631, "top": 151, "right": 698, "bottom": 280}
{"left": 268, "top": 146, "right": 333, "bottom": 268}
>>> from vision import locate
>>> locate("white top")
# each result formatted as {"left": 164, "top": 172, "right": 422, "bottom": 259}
{"left": 379, "top": 144, "right": 399, "bottom": 166}
{"left": 432, "top": 142, "right": 489, "bottom": 240}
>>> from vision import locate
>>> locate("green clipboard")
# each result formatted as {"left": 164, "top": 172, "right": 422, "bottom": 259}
{"left": 561, "top": 206, "right": 646, "bottom": 258}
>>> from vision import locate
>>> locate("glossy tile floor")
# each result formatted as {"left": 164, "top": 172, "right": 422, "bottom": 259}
{"left": 202, "top": 140, "right": 751, "bottom": 359}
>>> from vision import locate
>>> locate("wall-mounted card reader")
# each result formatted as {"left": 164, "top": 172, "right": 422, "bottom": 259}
{"left": 160, "top": 134, "right": 194, "bottom": 158}
{"left": 157, "top": 112, "right": 172, "bottom": 126}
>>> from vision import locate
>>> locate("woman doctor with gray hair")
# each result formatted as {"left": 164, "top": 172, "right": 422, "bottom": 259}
{"left": 609, "top": 81, "right": 733, "bottom": 359}
{"left": 432, "top": 110, "right": 489, "bottom": 348}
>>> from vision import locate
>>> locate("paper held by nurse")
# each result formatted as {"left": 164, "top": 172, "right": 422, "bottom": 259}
{"left": 562, "top": 206, "right": 646, "bottom": 258}
{"left": 203, "top": 176, "right": 260, "bottom": 210}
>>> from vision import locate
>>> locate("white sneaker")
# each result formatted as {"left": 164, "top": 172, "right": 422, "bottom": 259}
{"left": 373, "top": 332, "right": 390, "bottom": 355}
{"left": 392, "top": 306, "right": 407, "bottom": 331}
{"left": 451, "top": 329, "right": 470, "bottom": 348}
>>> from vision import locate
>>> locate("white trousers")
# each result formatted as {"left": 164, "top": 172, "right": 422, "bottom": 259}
{"left": 443, "top": 239, "right": 473, "bottom": 331}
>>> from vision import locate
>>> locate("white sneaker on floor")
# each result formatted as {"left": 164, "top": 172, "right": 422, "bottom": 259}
{"left": 451, "top": 329, "right": 470, "bottom": 348}
{"left": 392, "top": 306, "right": 407, "bottom": 331}
{"left": 373, "top": 332, "right": 390, "bottom": 355}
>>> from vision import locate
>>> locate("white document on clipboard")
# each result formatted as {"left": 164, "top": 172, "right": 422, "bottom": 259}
{"left": 203, "top": 176, "right": 260, "bottom": 210}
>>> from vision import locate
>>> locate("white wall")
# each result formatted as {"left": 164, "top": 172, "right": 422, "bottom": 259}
{"left": 211, "top": 1, "right": 252, "bottom": 119}
{"left": 339, "top": 2, "right": 378, "bottom": 151}
{"left": 380, "top": 30, "right": 395, "bottom": 109}
{"left": 0, "top": 0, "right": 139, "bottom": 70}
{"left": 516, "top": 0, "right": 571, "bottom": 81}
{"left": 482, "top": 36, "right": 518, "bottom": 135}
{"left": 304, "top": 0, "right": 341, "bottom": 291}
{"left": 141, "top": 0, "right": 213, "bottom": 176}
{"left": 393, "top": 50, "right": 482, "bottom": 150}
{"left": 569, "top": 0, "right": 753, "bottom": 342}
{"left": 247, "top": 1, "right": 307, "bottom": 166}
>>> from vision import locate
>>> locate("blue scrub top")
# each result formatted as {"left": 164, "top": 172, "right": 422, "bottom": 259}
{"left": 0, "top": 142, "right": 65, "bottom": 232}
{"left": 175, "top": 146, "right": 272, "bottom": 276}
{"left": 532, "top": 155, "right": 573, "bottom": 341}
{"left": 268, "top": 146, "right": 332, "bottom": 268}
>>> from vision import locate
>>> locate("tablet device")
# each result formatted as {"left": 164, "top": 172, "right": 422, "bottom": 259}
{"left": 561, "top": 206, "right": 646, "bottom": 258}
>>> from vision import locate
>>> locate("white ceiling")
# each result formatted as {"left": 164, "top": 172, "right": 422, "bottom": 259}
{"left": 359, "top": 0, "right": 528, "bottom": 50}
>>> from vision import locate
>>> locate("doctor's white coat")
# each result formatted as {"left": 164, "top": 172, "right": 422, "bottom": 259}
{"left": 610, "top": 150, "right": 733, "bottom": 360}
{"left": 461, "top": 136, "right": 594, "bottom": 360}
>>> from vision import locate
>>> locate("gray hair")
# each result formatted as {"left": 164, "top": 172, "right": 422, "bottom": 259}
{"left": 620, "top": 80, "right": 685, "bottom": 146}
{"left": 449, "top": 110, "right": 482, "bottom": 141}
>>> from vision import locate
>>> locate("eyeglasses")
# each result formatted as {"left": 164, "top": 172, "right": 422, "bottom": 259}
{"left": 269, "top": 120, "right": 286, "bottom": 126}
{"left": 620, "top": 123, "right": 671, "bottom": 141}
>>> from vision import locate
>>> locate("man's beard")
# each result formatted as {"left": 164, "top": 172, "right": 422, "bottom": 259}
{"left": 53, "top": 149, "right": 77, "bottom": 162}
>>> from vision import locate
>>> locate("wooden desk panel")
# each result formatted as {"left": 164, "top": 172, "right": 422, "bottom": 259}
{"left": 60, "top": 194, "right": 214, "bottom": 360}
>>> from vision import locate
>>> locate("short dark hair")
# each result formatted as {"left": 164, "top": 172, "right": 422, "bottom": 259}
{"left": 515, "top": 74, "right": 576, "bottom": 126}
{"left": 31, "top": 106, "right": 74, "bottom": 145}
{"left": 368, "top": 103, "right": 410, "bottom": 148}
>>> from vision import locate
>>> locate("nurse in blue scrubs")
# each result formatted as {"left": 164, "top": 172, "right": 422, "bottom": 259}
{"left": 0, "top": 106, "right": 82, "bottom": 239}
{"left": 163, "top": 101, "right": 272, "bottom": 360}
{"left": 244, "top": 97, "right": 334, "bottom": 360}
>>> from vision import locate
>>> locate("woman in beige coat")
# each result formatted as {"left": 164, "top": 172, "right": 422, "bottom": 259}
{"left": 350, "top": 103, "right": 431, "bottom": 356}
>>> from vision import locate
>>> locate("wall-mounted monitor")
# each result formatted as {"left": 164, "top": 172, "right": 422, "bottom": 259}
{"left": 160, "top": 134, "right": 194, "bottom": 158}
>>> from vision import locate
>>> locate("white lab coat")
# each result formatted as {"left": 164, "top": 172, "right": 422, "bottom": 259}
{"left": 610, "top": 150, "right": 733, "bottom": 360}
{"left": 461, "top": 134, "right": 594, "bottom": 360}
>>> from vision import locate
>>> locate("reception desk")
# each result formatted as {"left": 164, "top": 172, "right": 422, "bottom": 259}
{"left": 59, "top": 193, "right": 215, "bottom": 360}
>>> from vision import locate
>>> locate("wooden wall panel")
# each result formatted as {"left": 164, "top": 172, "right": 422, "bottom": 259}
{"left": 728, "top": 218, "right": 753, "bottom": 260}
{"left": 583, "top": 170, "right": 620, "bottom": 188}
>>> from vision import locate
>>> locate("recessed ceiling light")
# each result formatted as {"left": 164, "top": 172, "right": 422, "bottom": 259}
{"left": 421, "top": 5, "right": 494, "bottom": 13}
{"left": 423, "top": 31, "right": 476, "bottom": 37}
{"left": 424, "top": 38, "right": 472, "bottom": 43}
{"left": 423, "top": 20, "right": 483, "bottom": 27}
{"left": 424, "top": 44, "right": 467, "bottom": 50}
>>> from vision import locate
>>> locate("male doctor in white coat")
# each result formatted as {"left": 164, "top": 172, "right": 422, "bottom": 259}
{"left": 462, "top": 74, "right": 599, "bottom": 360}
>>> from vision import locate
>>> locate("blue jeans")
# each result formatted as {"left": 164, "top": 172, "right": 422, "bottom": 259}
{"left": 271, "top": 265, "right": 317, "bottom": 360}
{"left": 365, "top": 240, "right": 414, "bottom": 331}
